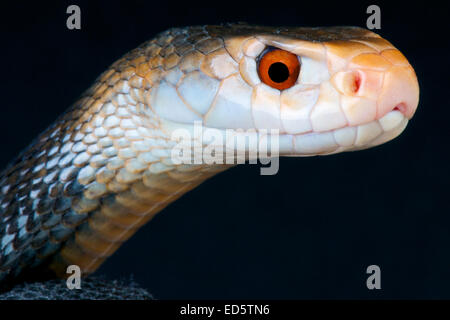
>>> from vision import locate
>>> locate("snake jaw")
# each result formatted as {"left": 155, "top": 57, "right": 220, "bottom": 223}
{"left": 160, "top": 107, "right": 408, "bottom": 159}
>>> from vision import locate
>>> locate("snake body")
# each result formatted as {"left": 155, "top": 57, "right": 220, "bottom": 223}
{"left": 0, "top": 24, "right": 419, "bottom": 284}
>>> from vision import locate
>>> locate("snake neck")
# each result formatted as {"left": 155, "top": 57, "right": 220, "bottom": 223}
{"left": 0, "top": 88, "right": 230, "bottom": 281}
{"left": 48, "top": 162, "right": 229, "bottom": 277}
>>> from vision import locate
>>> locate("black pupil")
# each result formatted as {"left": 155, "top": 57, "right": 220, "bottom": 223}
{"left": 268, "top": 62, "right": 289, "bottom": 83}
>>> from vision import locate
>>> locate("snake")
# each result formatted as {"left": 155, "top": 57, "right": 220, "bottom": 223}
{"left": 0, "top": 24, "right": 419, "bottom": 285}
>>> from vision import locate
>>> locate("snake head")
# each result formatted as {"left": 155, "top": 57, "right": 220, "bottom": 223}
{"left": 144, "top": 25, "right": 419, "bottom": 158}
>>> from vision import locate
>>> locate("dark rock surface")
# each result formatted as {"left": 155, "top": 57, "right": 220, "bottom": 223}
{"left": 0, "top": 276, "right": 153, "bottom": 300}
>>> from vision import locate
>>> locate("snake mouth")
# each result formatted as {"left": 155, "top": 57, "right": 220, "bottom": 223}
{"left": 392, "top": 103, "right": 407, "bottom": 114}
{"left": 280, "top": 109, "right": 408, "bottom": 156}
{"left": 160, "top": 109, "right": 407, "bottom": 160}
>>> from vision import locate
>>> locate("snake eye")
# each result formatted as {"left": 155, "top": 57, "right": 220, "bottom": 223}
{"left": 258, "top": 48, "right": 301, "bottom": 90}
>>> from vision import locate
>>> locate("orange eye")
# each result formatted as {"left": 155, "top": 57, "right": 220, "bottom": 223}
{"left": 258, "top": 48, "right": 301, "bottom": 90}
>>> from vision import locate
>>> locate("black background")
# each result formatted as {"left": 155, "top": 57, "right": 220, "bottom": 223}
{"left": 0, "top": 1, "right": 449, "bottom": 299}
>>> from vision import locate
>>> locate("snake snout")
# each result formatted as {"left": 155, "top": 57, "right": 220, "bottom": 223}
{"left": 332, "top": 50, "right": 420, "bottom": 126}
{"left": 376, "top": 65, "right": 419, "bottom": 120}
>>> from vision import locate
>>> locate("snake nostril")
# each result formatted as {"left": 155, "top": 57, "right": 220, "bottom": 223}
{"left": 341, "top": 70, "right": 361, "bottom": 95}
{"left": 352, "top": 72, "right": 361, "bottom": 94}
